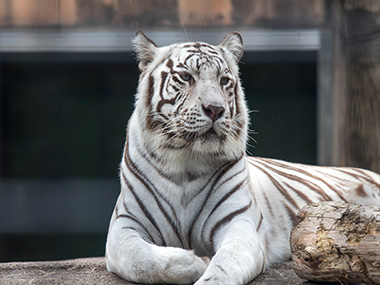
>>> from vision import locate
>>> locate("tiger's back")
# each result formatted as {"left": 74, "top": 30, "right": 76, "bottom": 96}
{"left": 246, "top": 156, "right": 380, "bottom": 263}
{"left": 105, "top": 31, "right": 380, "bottom": 284}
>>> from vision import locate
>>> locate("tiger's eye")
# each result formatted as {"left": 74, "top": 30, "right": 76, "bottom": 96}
{"left": 220, "top": 77, "right": 230, "bottom": 85}
{"left": 180, "top": 72, "right": 192, "bottom": 82}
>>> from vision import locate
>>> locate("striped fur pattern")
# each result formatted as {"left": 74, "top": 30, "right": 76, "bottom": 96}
{"left": 105, "top": 31, "right": 380, "bottom": 284}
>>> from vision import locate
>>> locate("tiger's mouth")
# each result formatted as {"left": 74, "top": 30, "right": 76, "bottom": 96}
{"left": 197, "top": 127, "right": 226, "bottom": 143}
{"left": 200, "top": 128, "right": 218, "bottom": 140}
{"left": 183, "top": 128, "right": 217, "bottom": 142}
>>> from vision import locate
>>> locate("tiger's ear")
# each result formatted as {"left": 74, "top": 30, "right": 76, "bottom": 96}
{"left": 219, "top": 32, "right": 244, "bottom": 63}
{"left": 133, "top": 30, "right": 158, "bottom": 72}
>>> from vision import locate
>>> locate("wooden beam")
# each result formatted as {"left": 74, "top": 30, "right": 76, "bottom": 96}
{"left": 0, "top": 0, "right": 327, "bottom": 29}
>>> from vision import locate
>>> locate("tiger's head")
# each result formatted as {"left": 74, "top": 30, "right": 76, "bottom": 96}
{"left": 132, "top": 31, "right": 249, "bottom": 167}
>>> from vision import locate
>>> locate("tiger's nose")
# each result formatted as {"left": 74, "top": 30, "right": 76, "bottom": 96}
{"left": 202, "top": 104, "right": 225, "bottom": 122}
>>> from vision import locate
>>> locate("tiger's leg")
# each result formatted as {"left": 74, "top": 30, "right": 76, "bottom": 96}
{"left": 195, "top": 219, "right": 266, "bottom": 285}
{"left": 106, "top": 227, "right": 209, "bottom": 284}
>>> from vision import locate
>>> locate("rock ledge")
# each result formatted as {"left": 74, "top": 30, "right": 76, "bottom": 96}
{"left": 0, "top": 257, "right": 328, "bottom": 284}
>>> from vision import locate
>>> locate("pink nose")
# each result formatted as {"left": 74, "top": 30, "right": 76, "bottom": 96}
{"left": 202, "top": 104, "right": 225, "bottom": 122}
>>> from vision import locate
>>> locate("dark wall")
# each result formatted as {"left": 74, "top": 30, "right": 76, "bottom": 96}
{"left": 0, "top": 51, "right": 316, "bottom": 262}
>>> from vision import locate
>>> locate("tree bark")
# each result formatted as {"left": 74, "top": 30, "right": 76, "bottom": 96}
{"left": 290, "top": 202, "right": 380, "bottom": 284}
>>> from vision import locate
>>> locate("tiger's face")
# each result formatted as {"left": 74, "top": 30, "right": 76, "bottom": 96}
{"left": 133, "top": 31, "right": 248, "bottom": 164}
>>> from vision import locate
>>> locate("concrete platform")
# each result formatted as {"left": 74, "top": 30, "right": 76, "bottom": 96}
{"left": 0, "top": 257, "right": 340, "bottom": 284}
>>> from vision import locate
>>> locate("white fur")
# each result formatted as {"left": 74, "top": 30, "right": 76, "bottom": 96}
{"left": 106, "top": 31, "right": 380, "bottom": 284}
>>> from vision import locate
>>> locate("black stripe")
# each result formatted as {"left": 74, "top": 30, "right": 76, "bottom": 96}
{"left": 166, "top": 58, "right": 174, "bottom": 69}
{"left": 158, "top": 113, "right": 170, "bottom": 121}
{"left": 184, "top": 54, "right": 197, "bottom": 66}
{"left": 340, "top": 168, "right": 380, "bottom": 188}
{"left": 183, "top": 158, "right": 241, "bottom": 208}
{"left": 135, "top": 143, "right": 181, "bottom": 185}
{"left": 157, "top": 98, "right": 176, "bottom": 113}
{"left": 173, "top": 95, "right": 188, "bottom": 117}
{"left": 262, "top": 191, "right": 274, "bottom": 217}
{"left": 120, "top": 199, "right": 157, "bottom": 242}
{"left": 186, "top": 49, "right": 200, "bottom": 53}
{"left": 208, "top": 179, "right": 246, "bottom": 220}
{"left": 284, "top": 204, "right": 298, "bottom": 225}
{"left": 207, "top": 49, "right": 219, "bottom": 56}
{"left": 216, "top": 265, "right": 227, "bottom": 275}
{"left": 283, "top": 181, "right": 314, "bottom": 204}
{"left": 145, "top": 74, "right": 157, "bottom": 131}
{"left": 195, "top": 58, "right": 201, "bottom": 71}
{"left": 125, "top": 139, "right": 179, "bottom": 218}
{"left": 123, "top": 157, "right": 183, "bottom": 247}
{"left": 121, "top": 170, "right": 165, "bottom": 245}
{"left": 260, "top": 158, "right": 346, "bottom": 202}
{"left": 159, "top": 71, "right": 168, "bottom": 99}
{"left": 234, "top": 83, "right": 240, "bottom": 117}
{"left": 171, "top": 84, "right": 180, "bottom": 92}
{"left": 256, "top": 213, "right": 264, "bottom": 232}
{"left": 176, "top": 62, "right": 187, "bottom": 69}
{"left": 186, "top": 156, "right": 244, "bottom": 247}
{"left": 146, "top": 74, "right": 154, "bottom": 109}
{"left": 121, "top": 226, "right": 157, "bottom": 242}
{"left": 122, "top": 226, "right": 138, "bottom": 233}
{"left": 217, "top": 59, "right": 223, "bottom": 74}
{"left": 209, "top": 201, "right": 253, "bottom": 247}
{"left": 248, "top": 158, "right": 333, "bottom": 202}
{"left": 250, "top": 161, "right": 300, "bottom": 209}
{"left": 156, "top": 71, "right": 178, "bottom": 113}
{"left": 229, "top": 102, "right": 234, "bottom": 119}
{"left": 215, "top": 166, "right": 246, "bottom": 190}
{"left": 144, "top": 143, "right": 163, "bottom": 164}
{"left": 124, "top": 134, "right": 184, "bottom": 247}
{"left": 199, "top": 179, "right": 247, "bottom": 241}
{"left": 118, "top": 214, "right": 156, "bottom": 243}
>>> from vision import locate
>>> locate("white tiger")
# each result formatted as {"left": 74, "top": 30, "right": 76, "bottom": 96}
{"left": 105, "top": 31, "right": 380, "bottom": 284}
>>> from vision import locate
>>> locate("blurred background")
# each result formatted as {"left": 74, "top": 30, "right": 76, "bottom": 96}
{"left": 0, "top": 0, "right": 379, "bottom": 262}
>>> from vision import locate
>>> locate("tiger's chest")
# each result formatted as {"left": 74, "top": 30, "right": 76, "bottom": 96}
{"left": 123, "top": 132, "right": 252, "bottom": 255}
{"left": 154, "top": 177, "right": 218, "bottom": 254}
{"left": 126, "top": 169, "right": 246, "bottom": 256}
{"left": 144, "top": 167, "right": 253, "bottom": 256}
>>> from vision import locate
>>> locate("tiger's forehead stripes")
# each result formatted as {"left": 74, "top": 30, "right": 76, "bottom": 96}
{"left": 176, "top": 62, "right": 187, "bottom": 69}
{"left": 172, "top": 42, "right": 228, "bottom": 75}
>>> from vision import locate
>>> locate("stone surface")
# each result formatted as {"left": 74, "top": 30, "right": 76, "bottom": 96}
{"left": 0, "top": 257, "right": 357, "bottom": 284}
{"left": 0, "top": 258, "right": 128, "bottom": 285}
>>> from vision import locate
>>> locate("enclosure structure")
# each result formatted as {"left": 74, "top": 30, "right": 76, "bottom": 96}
{"left": 0, "top": 0, "right": 379, "bottom": 262}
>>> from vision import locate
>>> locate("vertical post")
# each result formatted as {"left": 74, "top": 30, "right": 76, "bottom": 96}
{"left": 317, "top": 31, "right": 334, "bottom": 166}
{"left": 328, "top": 1, "right": 380, "bottom": 172}
{"left": 0, "top": 53, "right": 2, "bottom": 177}
{"left": 341, "top": 1, "right": 380, "bottom": 172}
{"left": 331, "top": 1, "right": 348, "bottom": 167}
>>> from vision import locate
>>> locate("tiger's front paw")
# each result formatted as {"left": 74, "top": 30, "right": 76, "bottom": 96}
{"left": 194, "top": 264, "right": 233, "bottom": 285}
{"left": 156, "top": 247, "right": 210, "bottom": 284}
{"left": 195, "top": 275, "right": 227, "bottom": 285}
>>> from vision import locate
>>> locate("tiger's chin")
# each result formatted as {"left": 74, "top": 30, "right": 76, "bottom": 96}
{"left": 182, "top": 127, "right": 225, "bottom": 150}
{"left": 199, "top": 128, "right": 225, "bottom": 142}
{"left": 150, "top": 126, "right": 245, "bottom": 172}
{"left": 189, "top": 131, "right": 245, "bottom": 163}
{"left": 158, "top": 141, "right": 244, "bottom": 180}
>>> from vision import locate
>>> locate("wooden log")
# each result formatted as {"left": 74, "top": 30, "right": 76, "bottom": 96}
{"left": 290, "top": 202, "right": 380, "bottom": 284}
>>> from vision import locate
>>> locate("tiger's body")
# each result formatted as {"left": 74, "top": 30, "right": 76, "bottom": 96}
{"left": 105, "top": 31, "right": 380, "bottom": 284}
